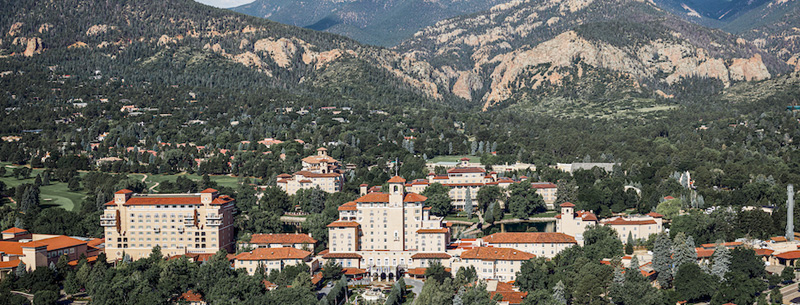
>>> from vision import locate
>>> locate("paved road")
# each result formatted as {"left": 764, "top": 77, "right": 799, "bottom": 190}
{"left": 782, "top": 280, "right": 800, "bottom": 304}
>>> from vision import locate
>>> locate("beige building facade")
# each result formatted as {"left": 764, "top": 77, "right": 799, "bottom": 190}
{"left": 601, "top": 213, "right": 664, "bottom": 241}
{"left": 233, "top": 247, "right": 314, "bottom": 275}
{"left": 480, "top": 232, "right": 578, "bottom": 258}
{"left": 324, "top": 176, "right": 450, "bottom": 280}
{"left": 102, "top": 189, "right": 236, "bottom": 261}
{"left": 277, "top": 148, "right": 344, "bottom": 195}
{"left": 451, "top": 247, "right": 535, "bottom": 282}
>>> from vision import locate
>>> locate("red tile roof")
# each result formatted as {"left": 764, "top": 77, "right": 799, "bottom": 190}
{"left": 338, "top": 201, "right": 357, "bottom": 211}
{"left": 327, "top": 221, "right": 360, "bottom": 228}
{"left": 15, "top": 236, "right": 88, "bottom": 252}
{"left": 530, "top": 182, "right": 557, "bottom": 189}
{"left": 68, "top": 255, "right": 98, "bottom": 266}
{"left": 560, "top": 202, "right": 575, "bottom": 207}
{"left": 353, "top": 192, "right": 427, "bottom": 203}
{"left": 294, "top": 171, "right": 342, "bottom": 178}
{"left": 410, "top": 253, "right": 451, "bottom": 259}
{"left": 234, "top": 248, "right": 311, "bottom": 261}
{"left": 87, "top": 238, "right": 104, "bottom": 248}
{"left": 770, "top": 236, "right": 788, "bottom": 242}
{"left": 755, "top": 249, "right": 774, "bottom": 256}
{"left": 555, "top": 210, "right": 598, "bottom": 221}
{"left": 1, "top": 227, "right": 28, "bottom": 234}
{"left": 646, "top": 212, "right": 664, "bottom": 218}
{"left": 461, "top": 247, "right": 536, "bottom": 261}
{"left": 0, "top": 259, "right": 21, "bottom": 269}
{"left": 417, "top": 228, "right": 448, "bottom": 234}
{"left": 447, "top": 167, "right": 486, "bottom": 174}
{"left": 343, "top": 268, "right": 368, "bottom": 275}
{"left": 406, "top": 267, "right": 451, "bottom": 276}
{"left": 104, "top": 195, "right": 234, "bottom": 206}
{"left": 490, "top": 291, "right": 528, "bottom": 305}
{"left": 696, "top": 248, "right": 714, "bottom": 258}
{"left": 388, "top": 176, "right": 407, "bottom": 183}
{"left": 249, "top": 233, "right": 317, "bottom": 245}
{"left": 179, "top": 290, "right": 204, "bottom": 302}
{"left": 482, "top": 232, "right": 578, "bottom": 244}
{"left": 322, "top": 252, "right": 362, "bottom": 259}
{"left": 115, "top": 189, "right": 133, "bottom": 194}
{"left": 277, "top": 174, "right": 292, "bottom": 178}
{"left": 460, "top": 157, "right": 470, "bottom": 161}
{"left": 775, "top": 250, "right": 800, "bottom": 260}
{"left": 200, "top": 188, "right": 218, "bottom": 193}
{"left": 604, "top": 218, "right": 657, "bottom": 225}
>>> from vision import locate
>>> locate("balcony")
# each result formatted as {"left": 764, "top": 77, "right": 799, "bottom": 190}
{"left": 100, "top": 214, "right": 116, "bottom": 221}
{"left": 206, "top": 214, "right": 222, "bottom": 220}
{"left": 206, "top": 220, "right": 221, "bottom": 226}
{"left": 177, "top": 227, "right": 185, "bottom": 233}
{"left": 153, "top": 227, "right": 160, "bottom": 233}
{"left": 100, "top": 220, "right": 117, "bottom": 227}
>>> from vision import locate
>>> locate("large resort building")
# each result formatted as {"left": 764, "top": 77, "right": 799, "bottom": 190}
{"left": 407, "top": 158, "right": 558, "bottom": 210}
{"left": 101, "top": 188, "right": 236, "bottom": 261}
{"left": 277, "top": 148, "right": 344, "bottom": 195}
{"left": 323, "top": 176, "right": 449, "bottom": 280}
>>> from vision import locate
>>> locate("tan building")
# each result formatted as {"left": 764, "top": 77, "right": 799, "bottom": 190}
{"left": 601, "top": 213, "right": 664, "bottom": 242}
{"left": 239, "top": 233, "right": 317, "bottom": 252}
{"left": 101, "top": 189, "right": 236, "bottom": 261}
{"left": 408, "top": 158, "right": 516, "bottom": 211}
{"left": 481, "top": 232, "right": 578, "bottom": 258}
{"left": 233, "top": 247, "right": 314, "bottom": 275}
{"left": 530, "top": 182, "right": 557, "bottom": 209}
{"left": 554, "top": 202, "right": 598, "bottom": 243}
{"left": 276, "top": 148, "right": 344, "bottom": 195}
{"left": 0, "top": 228, "right": 100, "bottom": 276}
{"left": 452, "top": 247, "right": 535, "bottom": 282}
{"left": 323, "top": 176, "right": 450, "bottom": 280}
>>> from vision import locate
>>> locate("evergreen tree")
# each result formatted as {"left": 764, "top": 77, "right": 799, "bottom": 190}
{"left": 711, "top": 241, "right": 731, "bottom": 281}
{"left": 15, "top": 262, "right": 26, "bottom": 277}
{"left": 672, "top": 232, "right": 695, "bottom": 275}
{"left": 464, "top": 188, "right": 473, "bottom": 219}
{"left": 552, "top": 280, "right": 566, "bottom": 305}
{"left": 770, "top": 286, "right": 782, "bottom": 304}
{"left": 625, "top": 232, "right": 634, "bottom": 255}
{"left": 652, "top": 233, "right": 672, "bottom": 287}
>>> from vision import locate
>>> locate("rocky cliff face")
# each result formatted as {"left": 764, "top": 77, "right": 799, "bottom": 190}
{"left": 0, "top": 0, "right": 450, "bottom": 102}
{"left": 396, "top": 0, "right": 786, "bottom": 109}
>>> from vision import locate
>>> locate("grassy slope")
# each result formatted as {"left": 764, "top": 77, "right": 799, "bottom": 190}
{"left": 1, "top": 163, "right": 247, "bottom": 211}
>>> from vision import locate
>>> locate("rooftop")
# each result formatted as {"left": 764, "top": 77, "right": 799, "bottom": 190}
{"left": 461, "top": 247, "right": 536, "bottom": 261}
{"left": 234, "top": 248, "right": 311, "bottom": 261}
{"left": 249, "top": 233, "right": 317, "bottom": 245}
{"left": 482, "top": 232, "right": 578, "bottom": 244}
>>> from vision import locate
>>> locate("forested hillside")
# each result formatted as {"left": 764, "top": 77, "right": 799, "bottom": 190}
{"left": 0, "top": 0, "right": 465, "bottom": 108}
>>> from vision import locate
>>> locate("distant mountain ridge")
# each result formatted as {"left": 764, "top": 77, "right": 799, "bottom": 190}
{"left": 230, "top": 0, "right": 514, "bottom": 46}
{"left": 395, "top": 0, "right": 790, "bottom": 109}
{"left": 0, "top": 0, "right": 460, "bottom": 106}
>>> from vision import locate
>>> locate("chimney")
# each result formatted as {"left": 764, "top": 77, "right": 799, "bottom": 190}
{"left": 359, "top": 184, "right": 368, "bottom": 196}
{"left": 787, "top": 184, "right": 795, "bottom": 242}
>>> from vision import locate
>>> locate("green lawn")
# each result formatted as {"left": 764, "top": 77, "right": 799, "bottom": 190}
{"left": 427, "top": 155, "right": 481, "bottom": 164}
{"left": 1, "top": 163, "right": 248, "bottom": 211}
{"left": 141, "top": 173, "right": 243, "bottom": 192}
{"left": 444, "top": 215, "right": 480, "bottom": 223}
{"left": 1, "top": 163, "right": 85, "bottom": 211}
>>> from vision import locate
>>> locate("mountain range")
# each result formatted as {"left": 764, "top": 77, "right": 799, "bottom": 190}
{"left": 1, "top": 0, "right": 799, "bottom": 111}
{"left": 230, "top": 0, "right": 514, "bottom": 47}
